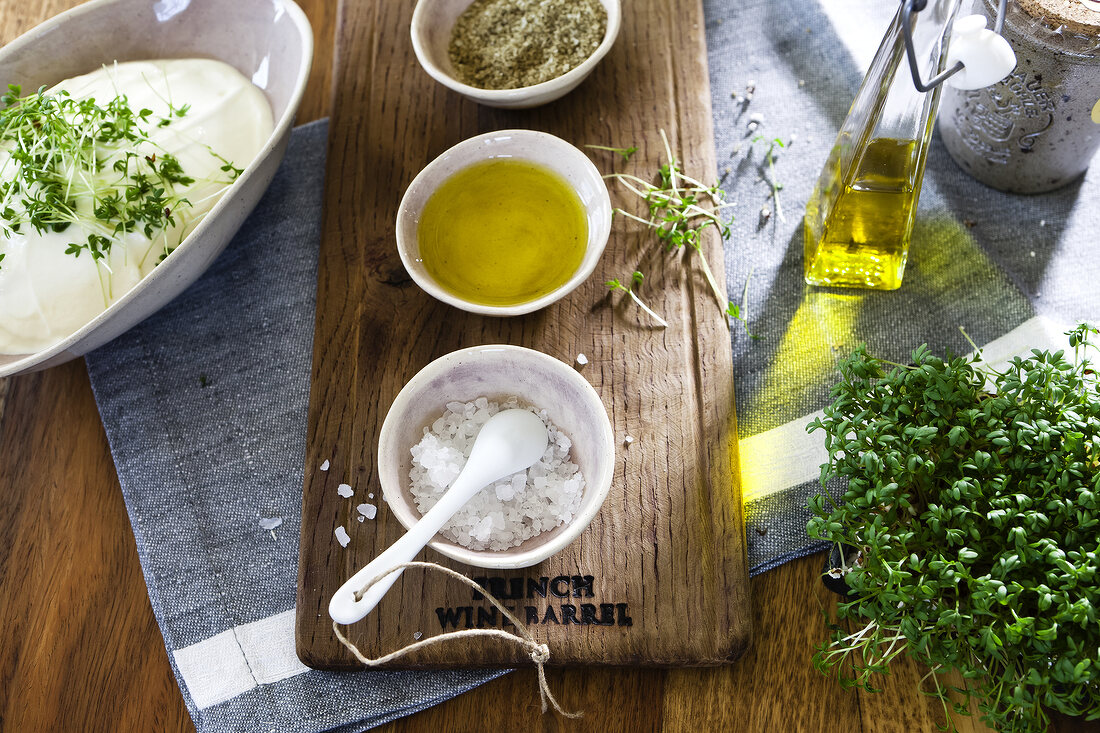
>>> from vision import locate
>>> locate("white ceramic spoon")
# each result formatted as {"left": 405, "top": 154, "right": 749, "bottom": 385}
{"left": 329, "top": 408, "right": 549, "bottom": 625}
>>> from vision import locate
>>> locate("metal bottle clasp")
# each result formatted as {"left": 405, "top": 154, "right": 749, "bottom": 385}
{"left": 903, "top": 0, "right": 1008, "bottom": 91}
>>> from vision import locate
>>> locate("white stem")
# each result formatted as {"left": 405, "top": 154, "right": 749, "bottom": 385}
{"left": 658, "top": 128, "right": 680, "bottom": 195}
{"left": 614, "top": 177, "right": 660, "bottom": 201}
{"left": 767, "top": 154, "right": 785, "bottom": 222}
{"left": 627, "top": 290, "right": 669, "bottom": 328}
{"left": 614, "top": 208, "right": 656, "bottom": 227}
{"left": 682, "top": 202, "right": 727, "bottom": 225}
{"left": 693, "top": 246, "right": 725, "bottom": 309}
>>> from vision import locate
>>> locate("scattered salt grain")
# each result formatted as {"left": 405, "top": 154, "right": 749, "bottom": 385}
{"left": 623, "top": 435, "right": 635, "bottom": 446}
{"left": 413, "top": 631, "right": 423, "bottom": 640}
{"left": 1040, "top": 219, "right": 1046, "bottom": 227}
{"left": 259, "top": 517, "right": 283, "bottom": 531}
{"left": 575, "top": 353, "right": 588, "bottom": 367}
{"left": 357, "top": 516, "right": 365, "bottom": 523}
{"left": 368, "top": 492, "right": 374, "bottom": 499}
{"left": 357, "top": 503, "right": 377, "bottom": 520}
{"left": 409, "top": 397, "right": 585, "bottom": 552}
{"left": 335, "top": 526, "right": 350, "bottom": 547}
{"left": 337, "top": 483, "right": 354, "bottom": 498}
{"left": 320, "top": 460, "right": 330, "bottom": 471}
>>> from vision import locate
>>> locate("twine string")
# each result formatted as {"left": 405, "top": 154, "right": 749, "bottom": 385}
{"left": 331, "top": 560, "right": 583, "bottom": 719}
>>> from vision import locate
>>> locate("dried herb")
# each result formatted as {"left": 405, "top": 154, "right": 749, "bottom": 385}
{"left": 449, "top": 0, "right": 606, "bottom": 90}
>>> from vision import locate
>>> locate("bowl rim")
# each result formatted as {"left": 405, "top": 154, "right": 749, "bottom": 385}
{"left": 377, "top": 343, "right": 616, "bottom": 569}
{"left": 394, "top": 128, "right": 612, "bottom": 316}
{"left": 0, "top": 0, "right": 314, "bottom": 378}
{"left": 409, "top": 0, "right": 622, "bottom": 103}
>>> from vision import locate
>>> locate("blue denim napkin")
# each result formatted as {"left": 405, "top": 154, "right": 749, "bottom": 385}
{"left": 87, "top": 119, "right": 505, "bottom": 733}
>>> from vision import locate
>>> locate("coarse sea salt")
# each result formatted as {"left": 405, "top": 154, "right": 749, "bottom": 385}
{"left": 337, "top": 483, "right": 353, "bottom": 498}
{"left": 357, "top": 503, "right": 377, "bottom": 520}
{"left": 409, "top": 397, "right": 585, "bottom": 552}
{"left": 259, "top": 517, "right": 283, "bottom": 531}
{"left": 335, "top": 526, "right": 350, "bottom": 547}
{"left": 320, "top": 460, "right": 330, "bottom": 471}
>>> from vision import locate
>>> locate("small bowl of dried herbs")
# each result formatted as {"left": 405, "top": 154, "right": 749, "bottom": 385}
{"left": 410, "top": 0, "right": 621, "bottom": 109}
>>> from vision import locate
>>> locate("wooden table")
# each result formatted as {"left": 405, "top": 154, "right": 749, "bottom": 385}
{"left": 0, "top": 2, "right": 1094, "bottom": 732}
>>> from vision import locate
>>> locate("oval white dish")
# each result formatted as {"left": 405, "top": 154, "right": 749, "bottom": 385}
{"left": 0, "top": 0, "right": 313, "bottom": 378}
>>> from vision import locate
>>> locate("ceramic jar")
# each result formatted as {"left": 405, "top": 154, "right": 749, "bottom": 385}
{"left": 938, "top": 0, "right": 1100, "bottom": 193}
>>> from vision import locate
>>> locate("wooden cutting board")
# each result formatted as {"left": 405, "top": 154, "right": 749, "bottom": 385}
{"left": 295, "top": 0, "right": 751, "bottom": 669}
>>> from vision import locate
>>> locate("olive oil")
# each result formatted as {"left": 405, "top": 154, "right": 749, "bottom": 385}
{"left": 804, "top": 138, "right": 920, "bottom": 291}
{"left": 417, "top": 159, "right": 587, "bottom": 307}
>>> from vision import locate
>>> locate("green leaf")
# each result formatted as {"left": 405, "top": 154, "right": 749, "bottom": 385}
{"left": 0, "top": 80, "right": 237, "bottom": 276}
{"left": 807, "top": 327, "right": 1100, "bottom": 732}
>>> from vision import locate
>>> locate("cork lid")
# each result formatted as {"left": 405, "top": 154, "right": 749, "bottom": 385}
{"left": 1015, "top": 0, "right": 1100, "bottom": 34}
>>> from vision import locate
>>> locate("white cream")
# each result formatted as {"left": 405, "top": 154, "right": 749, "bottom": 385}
{"left": 0, "top": 59, "right": 273, "bottom": 354}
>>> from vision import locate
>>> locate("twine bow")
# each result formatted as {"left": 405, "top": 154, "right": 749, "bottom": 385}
{"left": 331, "top": 560, "right": 583, "bottom": 718}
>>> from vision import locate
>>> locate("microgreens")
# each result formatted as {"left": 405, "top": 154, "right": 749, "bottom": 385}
{"left": 807, "top": 327, "right": 1100, "bottom": 733}
{"left": 599, "top": 129, "right": 755, "bottom": 336}
{"left": 753, "top": 135, "right": 785, "bottom": 222}
{"left": 0, "top": 82, "right": 238, "bottom": 274}
{"left": 585, "top": 144, "right": 638, "bottom": 163}
{"left": 606, "top": 271, "right": 668, "bottom": 328}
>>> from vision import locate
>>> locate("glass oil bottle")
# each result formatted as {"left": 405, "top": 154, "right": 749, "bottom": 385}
{"left": 804, "top": 0, "right": 962, "bottom": 291}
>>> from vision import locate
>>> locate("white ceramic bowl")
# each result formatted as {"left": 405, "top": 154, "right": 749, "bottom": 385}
{"left": 395, "top": 129, "right": 613, "bottom": 316}
{"left": 377, "top": 344, "right": 616, "bottom": 570}
{"left": 410, "top": 0, "right": 621, "bottom": 109}
{"left": 0, "top": 0, "right": 313, "bottom": 378}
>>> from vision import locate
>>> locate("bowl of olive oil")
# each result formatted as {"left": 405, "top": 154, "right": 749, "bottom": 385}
{"left": 396, "top": 129, "right": 612, "bottom": 316}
